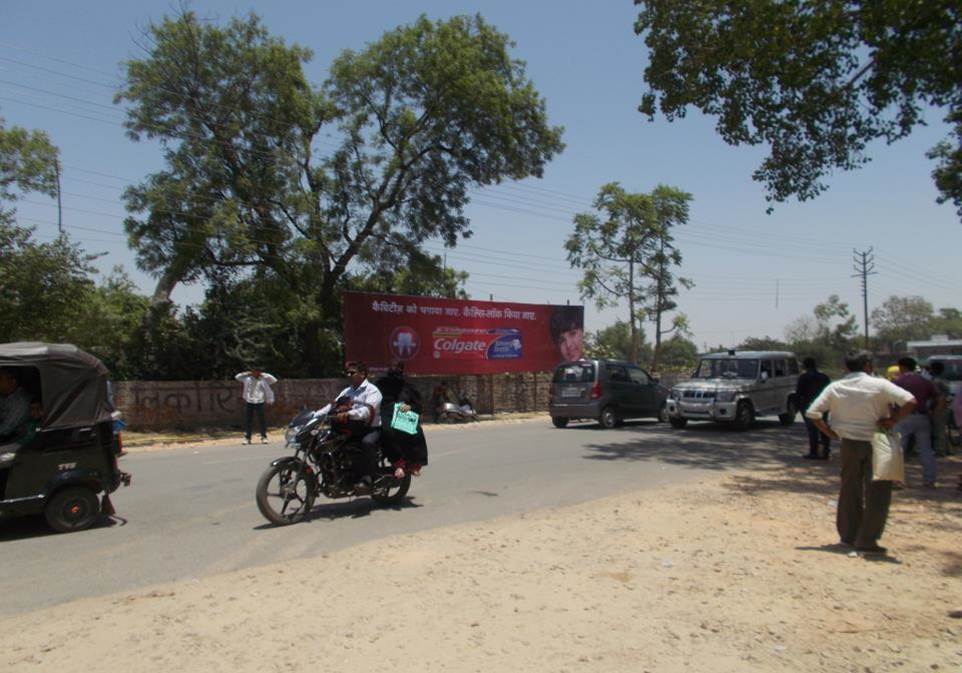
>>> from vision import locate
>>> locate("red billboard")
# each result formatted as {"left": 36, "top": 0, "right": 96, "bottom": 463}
{"left": 342, "top": 292, "right": 584, "bottom": 375}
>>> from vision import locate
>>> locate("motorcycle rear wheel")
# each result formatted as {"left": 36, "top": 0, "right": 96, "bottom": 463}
{"left": 371, "top": 473, "right": 411, "bottom": 506}
{"left": 256, "top": 462, "right": 315, "bottom": 525}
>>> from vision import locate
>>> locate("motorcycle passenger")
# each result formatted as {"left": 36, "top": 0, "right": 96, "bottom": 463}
{"left": 374, "top": 362, "right": 428, "bottom": 478}
{"left": 315, "top": 361, "right": 382, "bottom": 491}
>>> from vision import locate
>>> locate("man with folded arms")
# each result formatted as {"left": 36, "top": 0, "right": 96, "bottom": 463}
{"left": 806, "top": 351, "right": 917, "bottom": 555}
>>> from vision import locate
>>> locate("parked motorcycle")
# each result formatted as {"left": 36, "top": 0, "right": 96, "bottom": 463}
{"left": 255, "top": 409, "right": 411, "bottom": 525}
{"left": 437, "top": 397, "right": 478, "bottom": 423}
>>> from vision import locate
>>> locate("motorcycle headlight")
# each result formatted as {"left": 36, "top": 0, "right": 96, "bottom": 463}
{"left": 716, "top": 390, "right": 736, "bottom": 402}
{"left": 285, "top": 426, "right": 301, "bottom": 444}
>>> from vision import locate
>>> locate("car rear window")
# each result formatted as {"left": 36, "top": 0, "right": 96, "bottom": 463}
{"left": 553, "top": 363, "right": 595, "bottom": 383}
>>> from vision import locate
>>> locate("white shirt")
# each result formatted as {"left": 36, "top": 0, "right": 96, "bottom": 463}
{"left": 316, "top": 379, "right": 382, "bottom": 427}
{"left": 235, "top": 372, "right": 277, "bottom": 404}
{"left": 805, "top": 372, "right": 915, "bottom": 441}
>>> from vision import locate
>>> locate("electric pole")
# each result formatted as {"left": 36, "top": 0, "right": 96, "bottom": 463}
{"left": 852, "top": 247, "right": 877, "bottom": 349}
{"left": 55, "top": 158, "right": 63, "bottom": 234}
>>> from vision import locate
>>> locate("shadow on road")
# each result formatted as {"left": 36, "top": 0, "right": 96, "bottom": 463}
{"left": 0, "top": 513, "right": 121, "bottom": 542}
{"left": 252, "top": 496, "right": 421, "bottom": 530}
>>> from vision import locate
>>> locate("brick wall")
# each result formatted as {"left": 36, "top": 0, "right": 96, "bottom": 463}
{"left": 113, "top": 373, "right": 556, "bottom": 430}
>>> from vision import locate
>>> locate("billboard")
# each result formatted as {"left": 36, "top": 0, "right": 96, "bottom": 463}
{"left": 342, "top": 292, "right": 584, "bottom": 375}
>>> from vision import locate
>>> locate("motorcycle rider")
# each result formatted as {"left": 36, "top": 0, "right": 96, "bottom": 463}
{"left": 315, "top": 361, "right": 382, "bottom": 492}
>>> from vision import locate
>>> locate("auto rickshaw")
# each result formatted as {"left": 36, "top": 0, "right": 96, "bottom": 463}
{"left": 0, "top": 342, "right": 130, "bottom": 533}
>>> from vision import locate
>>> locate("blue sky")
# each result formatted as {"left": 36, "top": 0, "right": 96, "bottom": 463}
{"left": 3, "top": 0, "right": 960, "bottom": 350}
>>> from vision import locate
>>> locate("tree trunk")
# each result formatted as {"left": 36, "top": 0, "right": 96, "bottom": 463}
{"left": 628, "top": 258, "right": 639, "bottom": 364}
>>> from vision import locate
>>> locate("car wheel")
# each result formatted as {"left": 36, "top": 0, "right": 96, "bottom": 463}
{"left": 657, "top": 403, "right": 669, "bottom": 423}
{"left": 778, "top": 398, "right": 797, "bottom": 426}
{"left": 45, "top": 486, "right": 100, "bottom": 533}
{"left": 669, "top": 417, "right": 688, "bottom": 429}
{"left": 551, "top": 416, "right": 569, "bottom": 429}
{"left": 598, "top": 406, "right": 618, "bottom": 429}
{"left": 734, "top": 401, "right": 755, "bottom": 431}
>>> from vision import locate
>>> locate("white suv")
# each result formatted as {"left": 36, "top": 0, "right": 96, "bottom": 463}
{"left": 665, "top": 350, "right": 800, "bottom": 430}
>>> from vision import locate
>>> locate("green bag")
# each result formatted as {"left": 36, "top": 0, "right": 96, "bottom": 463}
{"left": 390, "top": 403, "right": 420, "bottom": 435}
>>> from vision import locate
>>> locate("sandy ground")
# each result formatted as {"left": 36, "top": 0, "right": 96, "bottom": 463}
{"left": 3, "top": 453, "right": 961, "bottom": 672}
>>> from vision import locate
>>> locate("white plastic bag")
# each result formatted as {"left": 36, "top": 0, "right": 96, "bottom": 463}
{"left": 871, "top": 429, "right": 904, "bottom": 482}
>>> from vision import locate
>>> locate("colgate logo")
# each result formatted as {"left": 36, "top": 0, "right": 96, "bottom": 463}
{"left": 433, "top": 337, "right": 487, "bottom": 354}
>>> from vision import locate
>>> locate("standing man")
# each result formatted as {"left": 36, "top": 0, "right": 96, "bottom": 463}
{"left": 928, "top": 361, "right": 952, "bottom": 457}
{"left": 797, "top": 357, "right": 832, "bottom": 459}
{"left": 316, "top": 361, "right": 382, "bottom": 491}
{"left": 235, "top": 368, "right": 277, "bottom": 444}
{"left": 893, "top": 357, "right": 939, "bottom": 488}
{"left": 806, "top": 351, "right": 917, "bottom": 555}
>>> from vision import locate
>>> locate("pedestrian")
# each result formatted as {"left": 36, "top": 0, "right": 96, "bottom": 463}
{"left": 797, "top": 357, "right": 832, "bottom": 459}
{"left": 806, "top": 351, "right": 918, "bottom": 555}
{"left": 235, "top": 368, "right": 277, "bottom": 444}
{"left": 927, "top": 361, "right": 951, "bottom": 457}
{"left": 893, "top": 357, "right": 939, "bottom": 488}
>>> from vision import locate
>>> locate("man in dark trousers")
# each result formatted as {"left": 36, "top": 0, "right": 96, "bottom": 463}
{"left": 797, "top": 357, "right": 832, "bottom": 459}
{"left": 806, "top": 351, "right": 917, "bottom": 554}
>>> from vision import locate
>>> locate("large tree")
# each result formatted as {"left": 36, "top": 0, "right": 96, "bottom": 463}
{"left": 634, "top": 1, "right": 962, "bottom": 217}
{"left": 116, "top": 12, "right": 564, "bottom": 373}
{"left": 870, "top": 294, "right": 935, "bottom": 349}
{"left": 565, "top": 183, "right": 691, "bottom": 365}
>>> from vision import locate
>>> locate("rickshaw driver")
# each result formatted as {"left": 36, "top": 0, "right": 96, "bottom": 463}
{"left": 0, "top": 367, "right": 30, "bottom": 442}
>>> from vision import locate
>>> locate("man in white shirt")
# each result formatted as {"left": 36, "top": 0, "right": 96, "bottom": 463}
{"left": 315, "top": 361, "right": 382, "bottom": 491}
{"left": 806, "top": 351, "right": 917, "bottom": 555}
{"left": 235, "top": 369, "right": 277, "bottom": 444}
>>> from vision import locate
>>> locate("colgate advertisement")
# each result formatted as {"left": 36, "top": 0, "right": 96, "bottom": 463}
{"left": 343, "top": 292, "right": 584, "bottom": 375}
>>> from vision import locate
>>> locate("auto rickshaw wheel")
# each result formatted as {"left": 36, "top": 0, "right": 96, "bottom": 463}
{"left": 45, "top": 486, "right": 100, "bottom": 533}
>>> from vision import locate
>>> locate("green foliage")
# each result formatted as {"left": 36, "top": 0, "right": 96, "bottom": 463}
{"left": 584, "top": 320, "right": 652, "bottom": 362}
{"left": 0, "top": 116, "right": 59, "bottom": 227}
{"left": 634, "top": 1, "right": 962, "bottom": 216}
{"left": 566, "top": 183, "right": 691, "bottom": 364}
{"left": 0, "top": 223, "right": 99, "bottom": 343}
{"left": 116, "top": 11, "right": 563, "bottom": 372}
{"left": 737, "top": 336, "right": 790, "bottom": 352}
{"left": 870, "top": 295, "right": 935, "bottom": 349}
{"left": 656, "top": 335, "right": 699, "bottom": 373}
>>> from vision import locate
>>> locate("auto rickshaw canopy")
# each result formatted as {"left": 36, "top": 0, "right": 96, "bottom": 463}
{"left": 0, "top": 342, "right": 112, "bottom": 430}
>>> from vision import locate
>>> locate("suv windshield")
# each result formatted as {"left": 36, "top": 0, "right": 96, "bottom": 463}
{"left": 693, "top": 358, "right": 759, "bottom": 379}
{"left": 553, "top": 362, "right": 595, "bottom": 383}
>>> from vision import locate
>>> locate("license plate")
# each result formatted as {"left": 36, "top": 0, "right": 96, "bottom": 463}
{"left": 561, "top": 386, "right": 581, "bottom": 398}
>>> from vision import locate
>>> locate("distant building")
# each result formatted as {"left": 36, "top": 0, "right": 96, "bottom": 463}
{"left": 905, "top": 334, "right": 962, "bottom": 358}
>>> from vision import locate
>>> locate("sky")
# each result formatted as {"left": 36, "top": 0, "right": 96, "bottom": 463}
{"left": 2, "top": 0, "right": 960, "bottom": 351}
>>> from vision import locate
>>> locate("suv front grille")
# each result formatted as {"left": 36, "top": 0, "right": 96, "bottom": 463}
{"left": 682, "top": 390, "right": 715, "bottom": 399}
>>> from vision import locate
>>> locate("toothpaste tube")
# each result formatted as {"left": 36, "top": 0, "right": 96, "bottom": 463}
{"left": 431, "top": 327, "right": 523, "bottom": 360}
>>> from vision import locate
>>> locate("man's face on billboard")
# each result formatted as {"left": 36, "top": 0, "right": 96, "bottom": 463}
{"left": 558, "top": 328, "right": 584, "bottom": 361}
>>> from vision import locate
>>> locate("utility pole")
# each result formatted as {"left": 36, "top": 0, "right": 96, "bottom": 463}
{"left": 852, "top": 247, "right": 877, "bottom": 349}
{"left": 55, "top": 158, "right": 63, "bottom": 234}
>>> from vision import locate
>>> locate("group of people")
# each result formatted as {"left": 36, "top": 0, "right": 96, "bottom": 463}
{"left": 796, "top": 351, "right": 958, "bottom": 556}
{"left": 236, "top": 362, "right": 433, "bottom": 491}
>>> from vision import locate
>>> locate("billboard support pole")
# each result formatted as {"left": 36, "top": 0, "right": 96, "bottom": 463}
{"left": 489, "top": 373, "right": 495, "bottom": 415}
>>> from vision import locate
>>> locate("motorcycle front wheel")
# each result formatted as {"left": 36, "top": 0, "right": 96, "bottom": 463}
{"left": 256, "top": 462, "right": 315, "bottom": 525}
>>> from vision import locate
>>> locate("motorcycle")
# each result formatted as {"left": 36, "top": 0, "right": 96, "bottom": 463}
{"left": 437, "top": 396, "right": 478, "bottom": 423}
{"left": 255, "top": 409, "right": 411, "bottom": 525}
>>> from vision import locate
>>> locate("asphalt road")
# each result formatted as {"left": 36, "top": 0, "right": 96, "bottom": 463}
{"left": 1, "top": 416, "right": 805, "bottom": 616}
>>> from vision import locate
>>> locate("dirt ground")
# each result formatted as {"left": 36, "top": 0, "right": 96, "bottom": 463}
{"left": 3, "top": 440, "right": 960, "bottom": 672}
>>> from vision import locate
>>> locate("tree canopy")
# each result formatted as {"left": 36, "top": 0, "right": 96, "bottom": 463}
{"left": 116, "top": 11, "right": 564, "bottom": 373}
{"left": 565, "top": 182, "right": 691, "bottom": 365}
{"left": 634, "top": 1, "right": 962, "bottom": 217}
